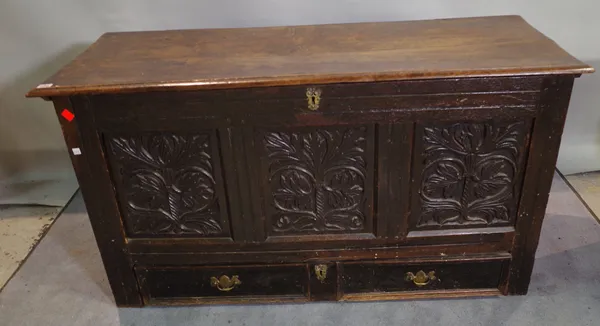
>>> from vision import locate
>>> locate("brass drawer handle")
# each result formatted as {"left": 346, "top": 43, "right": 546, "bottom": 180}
{"left": 210, "top": 275, "right": 241, "bottom": 292}
{"left": 306, "top": 87, "right": 322, "bottom": 111}
{"left": 405, "top": 270, "right": 436, "bottom": 287}
{"left": 314, "top": 264, "right": 328, "bottom": 283}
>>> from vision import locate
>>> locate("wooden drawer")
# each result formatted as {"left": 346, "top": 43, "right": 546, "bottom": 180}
{"left": 135, "top": 264, "right": 309, "bottom": 305}
{"left": 340, "top": 259, "right": 508, "bottom": 299}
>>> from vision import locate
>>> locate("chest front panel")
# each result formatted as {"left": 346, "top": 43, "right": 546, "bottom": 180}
{"left": 91, "top": 77, "right": 540, "bottom": 246}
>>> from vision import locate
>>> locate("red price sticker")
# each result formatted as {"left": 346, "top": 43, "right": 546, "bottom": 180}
{"left": 61, "top": 109, "right": 74, "bottom": 122}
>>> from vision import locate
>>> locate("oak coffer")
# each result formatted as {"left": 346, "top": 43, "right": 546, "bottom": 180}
{"left": 27, "top": 16, "right": 594, "bottom": 306}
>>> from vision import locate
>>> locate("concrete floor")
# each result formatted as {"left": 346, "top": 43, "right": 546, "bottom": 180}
{"left": 1, "top": 173, "right": 599, "bottom": 326}
{"left": 0, "top": 151, "right": 78, "bottom": 290}
{"left": 566, "top": 171, "right": 600, "bottom": 222}
{"left": 0, "top": 205, "right": 61, "bottom": 291}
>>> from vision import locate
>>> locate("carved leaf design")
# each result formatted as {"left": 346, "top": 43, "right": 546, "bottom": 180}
{"left": 262, "top": 127, "right": 368, "bottom": 234}
{"left": 423, "top": 162, "right": 463, "bottom": 199}
{"left": 418, "top": 121, "right": 526, "bottom": 228}
{"left": 107, "top": 133, "right": 223, "bottom": 237}
{"left": 473, "top": 160, "right": 511, "bottom": 199}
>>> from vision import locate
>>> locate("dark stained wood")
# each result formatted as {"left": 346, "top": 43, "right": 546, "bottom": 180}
{"left": 86, "top": 77, "right": 543, "bottom": 131}
{"left": 103, "top": 130, "right": 233, "bottom": 240}
{"left": 251, "top": 124, "right": 376, "bottom": 239}
{"left": 308, "top": 262, "right": 338, "bottom": 301}
{"left": 339, "top": 288, "right": 502, "bottom": 302}
{"left": 340, "top": 259, "right": 507, "bottom": 294}
{"left": 26, "top": 16, "right": 592, "bottom": 98}
{"left": 218, "top": 127, "right": 250, "bottom": 242}
{"left": 242, "top": 127, "right": 267, "bottom": 242}
{"left": 75, "top": 75, "right": 550, "bottom": 106}
{"left": 130, "top": 248, "right": 514, "bottom": 266}
{"left": 91, "top": 93, "right": 539, "bottom": 131}
{"left": 378, "top": 123, "right": 413, "bottom": 239}
{"left": 125, "top": 224, "right": 514, "bottom": 254}
{"left": 142, "top": 296, "right": 309, "bottom": 306}
{"left": 410, "top": 119, "right": 533, "bottom": 231}
{"left": 27, "top": 17, "right": 593, "bottom": 306}
{"left": 56, "top": 96, "right": 142, "bottom": 306}
{"left": 136, "top": 264, "right": 309, "bottom": 304}
{"left": 507, "top": 75, "right": 576, "bottom": 294}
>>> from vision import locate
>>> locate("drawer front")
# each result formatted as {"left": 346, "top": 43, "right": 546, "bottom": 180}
{"left": 135, "top": 264, "right": 309, "bottom": 303}
{"left": 340, "top": 259, "right": 507, "bottom": 295}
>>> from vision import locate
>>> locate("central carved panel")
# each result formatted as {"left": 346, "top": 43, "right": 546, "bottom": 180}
{"left": 106, "top": 133, "right": 226, "bottom": 237}
{"left": 260, "top": 127, "right": 369, "bottom": 235}
{"left": 416, "top": 121, "right": 528, "bottom": 229}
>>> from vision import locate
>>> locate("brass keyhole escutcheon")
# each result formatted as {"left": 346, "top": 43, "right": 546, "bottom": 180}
{"left": 405, "top": 270, "right": 436, "bottom": 287}
{"left": 306, "top": 87, "right": 322, "bottom": 111}
{"left": 210, "top": 274, "right": 241, "bottom": 292}
{"left": 314, "top": 264, "right": 328, "bottom": 283}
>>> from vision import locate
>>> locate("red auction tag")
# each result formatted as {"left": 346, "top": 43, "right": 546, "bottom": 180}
{"left": 61, "top": 109, "right": 74, "bottom": 122}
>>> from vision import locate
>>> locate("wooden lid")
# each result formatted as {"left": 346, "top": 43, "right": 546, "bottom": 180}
{"left": 27, "top": 15, "right": 593, "bottom": 98}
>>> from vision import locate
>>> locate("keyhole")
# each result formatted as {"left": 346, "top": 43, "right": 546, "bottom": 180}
{"left": 306, "top": 88, "right": 321, "bottom": 111}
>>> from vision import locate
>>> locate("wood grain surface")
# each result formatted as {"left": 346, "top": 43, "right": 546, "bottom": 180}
{"left": 27, "top": 16, "right": 592, "bottom": 98}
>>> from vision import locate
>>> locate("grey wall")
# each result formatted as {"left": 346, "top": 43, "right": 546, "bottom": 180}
{"left": 1, "top": 0, "right": 598, "bottom": 177}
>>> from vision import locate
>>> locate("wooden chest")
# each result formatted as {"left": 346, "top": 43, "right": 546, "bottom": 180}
{"left": 27, "top": 16, "right": 593, "bottom": 306}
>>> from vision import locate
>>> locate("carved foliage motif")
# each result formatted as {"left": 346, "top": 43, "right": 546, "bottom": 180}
{"left": 261, "top": 127, "right": 368, "bottom": 234}
{"left": 107, "top": 134, "right": 223, "bottom": 237}
{"left": 418, "top": 121, "right": 526, "bottom": 227}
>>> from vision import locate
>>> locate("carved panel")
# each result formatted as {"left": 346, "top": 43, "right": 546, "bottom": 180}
{"left": 415, "top": 121, "right": 528, "bottom": 229}
{"left": 106, "top": 133, "right": 226, "bottom": 237}
{"left": 259, "top": 126, "right": 371, "bottom": 235}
